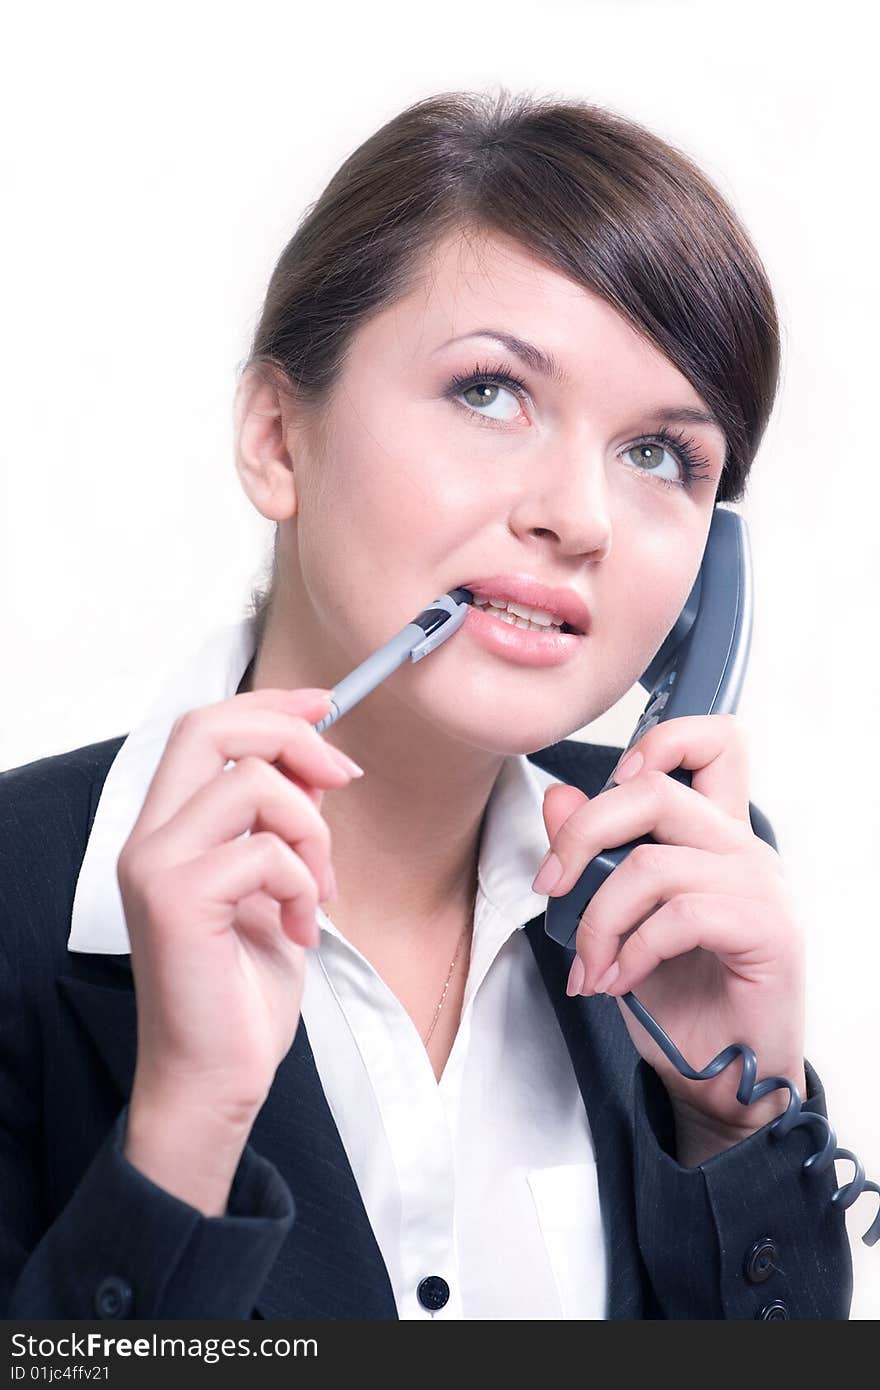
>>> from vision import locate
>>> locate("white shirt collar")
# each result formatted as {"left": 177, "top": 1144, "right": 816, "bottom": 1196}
{"left": 68, "top": 617, "right": 563, "bottom": 955}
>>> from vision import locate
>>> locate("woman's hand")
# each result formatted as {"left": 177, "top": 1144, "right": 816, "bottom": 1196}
{"left": 533, "top": 714, "right": 807, "bottom": 1161}
{"left": 116, "top": 688, "right": 362, "bottom": 1206}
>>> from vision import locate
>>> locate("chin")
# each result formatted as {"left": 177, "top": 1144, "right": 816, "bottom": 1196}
{"left": 436, "top": 704, "right": 590, "bottom": 758}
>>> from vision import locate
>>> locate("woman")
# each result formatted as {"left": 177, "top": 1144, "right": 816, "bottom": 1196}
{"left": 0, "top": 88, "right": 854, "bottom": 1320}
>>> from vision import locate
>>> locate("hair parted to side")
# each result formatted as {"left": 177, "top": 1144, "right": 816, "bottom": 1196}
{"left": 240, "top": 86, "right": 781, "bottom": 652}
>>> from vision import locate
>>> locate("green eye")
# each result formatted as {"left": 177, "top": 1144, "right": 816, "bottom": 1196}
{"left": 444, "top": 360, "right": 530, "bottom": 426}
{"left": 625, "top": 442, "right": 681, "bottom": 484}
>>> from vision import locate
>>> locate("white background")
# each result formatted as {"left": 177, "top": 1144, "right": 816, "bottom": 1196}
{"left": 2, "top": 0, "right": 877, "bottom": 1318}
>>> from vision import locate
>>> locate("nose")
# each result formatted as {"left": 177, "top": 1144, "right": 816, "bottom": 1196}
{"left": 510, "top": 439, "right": 613, "bottom": 560}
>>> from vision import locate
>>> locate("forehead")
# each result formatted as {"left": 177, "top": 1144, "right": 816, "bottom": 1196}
{"left": 373, "top": 227, "right": 711, "bottom": 418}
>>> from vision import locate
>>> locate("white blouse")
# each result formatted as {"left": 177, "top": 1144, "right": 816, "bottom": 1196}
{"left": 69, "top": 617, "right": 608, "bottom": 1319}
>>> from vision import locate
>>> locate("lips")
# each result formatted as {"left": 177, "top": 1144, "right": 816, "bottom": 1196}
{"left": 457, "top": 575, "right": 591, "bottom": 636}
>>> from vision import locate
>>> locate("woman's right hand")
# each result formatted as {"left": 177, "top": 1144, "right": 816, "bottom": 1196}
{"left": 115, "top": 687, "right": 362, "bottom": 1208}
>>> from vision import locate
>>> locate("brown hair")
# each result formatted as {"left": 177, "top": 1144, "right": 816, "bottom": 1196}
{"left": 240, "top": 86, "right": 780, "bottom": 651}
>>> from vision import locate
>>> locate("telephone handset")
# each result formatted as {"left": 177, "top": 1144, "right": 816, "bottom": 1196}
{"left": 545, "top": 505, "right": 879, "bottom": 1246}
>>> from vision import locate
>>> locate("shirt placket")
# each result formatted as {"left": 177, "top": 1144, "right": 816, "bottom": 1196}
{"left": 317, "top": 930, "right": 464, "bottom": 1318}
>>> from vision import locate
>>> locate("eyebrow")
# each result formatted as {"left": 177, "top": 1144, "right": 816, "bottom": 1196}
{"left": 435, "top": 328, "right": 725, "bottom": 435}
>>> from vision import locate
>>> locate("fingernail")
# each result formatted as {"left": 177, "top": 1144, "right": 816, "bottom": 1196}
{"left": 532, "top": 851, "right": 563, "bottom": 895}
{"left": 323, "top": 865, "right": 339, "bottom": 902}
{"left": 566, "top": 955, "right": 585, "bottom": 996}
{"left": 329, "top": 747, "right": 365, "bottom": 777}
{"left": 613, "top": 749, "right": 643, "bottom": 783}
{"left": 593, "top": 961, "right": 620, "bottom": 994}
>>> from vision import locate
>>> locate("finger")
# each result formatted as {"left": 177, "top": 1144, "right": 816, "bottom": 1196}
{"left": 133, "top": 692, "right": 347, "bottom": 839}
{"left": 237, "top": 889, "right": 320, "bottom": 953}
{"left": 532, "top": 783, "right": 591, "bottom": 893}
{"left": 137, "top": 757, "right": 334, "bottom": 904}
{"left": 613, "top": 713, "right": 751, "bottom": 822}
{"left": 541, "top": 783, "right": 590, "bottom": 842}
{"left": 165, "top": 831, "right": 320, "bottom": 949}
{"left": 537, "top": 771, "right": 751, "bottom": 900}
{"left": 574, "top": 843, "right": 781, "bottom": 993}
{"left": 584, "top": 893, "right": 791, "bottom": 998}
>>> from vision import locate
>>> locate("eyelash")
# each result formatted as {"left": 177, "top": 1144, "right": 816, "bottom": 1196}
{"left": 443, "top": 359, "right": 715, "bottom": 489}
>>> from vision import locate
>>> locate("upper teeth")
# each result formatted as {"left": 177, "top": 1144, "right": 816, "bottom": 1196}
{"left": 473, "top": 596, "right": 566, "bottom": 628}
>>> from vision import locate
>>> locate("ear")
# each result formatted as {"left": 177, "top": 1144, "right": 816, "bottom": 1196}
{"left": 233, "top": 365, "right": 300, "bottom": 523}
{"left": 541, "top": 781, "right": 590, "bottom": 841}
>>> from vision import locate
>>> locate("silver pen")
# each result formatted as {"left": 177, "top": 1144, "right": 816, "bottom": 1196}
{"left": 311, "top": 588, "right": 474, "bottom": 732}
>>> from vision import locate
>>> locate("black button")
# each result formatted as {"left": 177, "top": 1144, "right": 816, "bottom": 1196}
{"left": 94, "top": 1275, "right": 133, "bottom": 1318}
{"left": 756, "top": 1301, "right": 789, "bottom": 1320}
{"left": 417, "top": 1275, "right": 450, "bottom": 1311}
{"left": 744, "top": 1237, "right": 780, "bottom": 1284}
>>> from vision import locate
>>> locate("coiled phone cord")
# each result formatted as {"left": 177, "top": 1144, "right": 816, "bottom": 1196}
{"left": 620, "top": 989, "right": 880, "bottom": 1246}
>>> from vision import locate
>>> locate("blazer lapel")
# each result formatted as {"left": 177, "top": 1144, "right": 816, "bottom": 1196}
{"left": 56, "top": 959, "right": 139, "bottom": 1100}
{"left": 247, "top": 1020, "right": 397, "bottom": 1320}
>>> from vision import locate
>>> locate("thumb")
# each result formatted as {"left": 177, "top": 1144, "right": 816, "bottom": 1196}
{"left": 541, "top": 782, "right": 590, "bottom": 843}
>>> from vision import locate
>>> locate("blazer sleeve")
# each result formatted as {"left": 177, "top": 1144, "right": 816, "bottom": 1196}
{"left": 0, "top": 927, "right": 296, "bottom": 1321}
{"left": 631, "top": 1055, "right": 854, "bottom": 1319}
{"left": 2, "top": 1104, "right": 296, "bottom": 1320}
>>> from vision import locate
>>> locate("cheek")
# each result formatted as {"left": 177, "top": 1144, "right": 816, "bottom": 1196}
{"left": 296, "top": 424, "right": 454, "bottom": 620}
{"left": 606, "top": 536, "right": 702, "bottom": 659}
{"left": 318, "top": 402, "right": 444, "bottom": 530}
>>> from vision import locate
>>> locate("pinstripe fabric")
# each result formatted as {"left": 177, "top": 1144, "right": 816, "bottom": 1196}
{"left": 0, "top": 735, "right": 853, "bottom": 1318}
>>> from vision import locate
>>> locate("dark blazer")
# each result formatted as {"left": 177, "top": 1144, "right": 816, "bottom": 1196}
{"left": 0, "top": 734, "right": 853, "bottom": 1320}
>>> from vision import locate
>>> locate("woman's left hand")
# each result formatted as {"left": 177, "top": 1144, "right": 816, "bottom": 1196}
{"left": 533, "top": 714, "right": 807, "bottom": 1159}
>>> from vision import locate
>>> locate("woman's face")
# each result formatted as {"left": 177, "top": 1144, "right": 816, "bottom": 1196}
{"left": 274, "top": 227, "right": 726, "bottom": 753}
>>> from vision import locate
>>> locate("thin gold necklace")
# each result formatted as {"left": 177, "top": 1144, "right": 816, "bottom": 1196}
{"left": 423, "top": 915, "right": 473, "bottom": 1046}
{"left": 321, "top": 905, "right": 474, "bottom": 1046}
